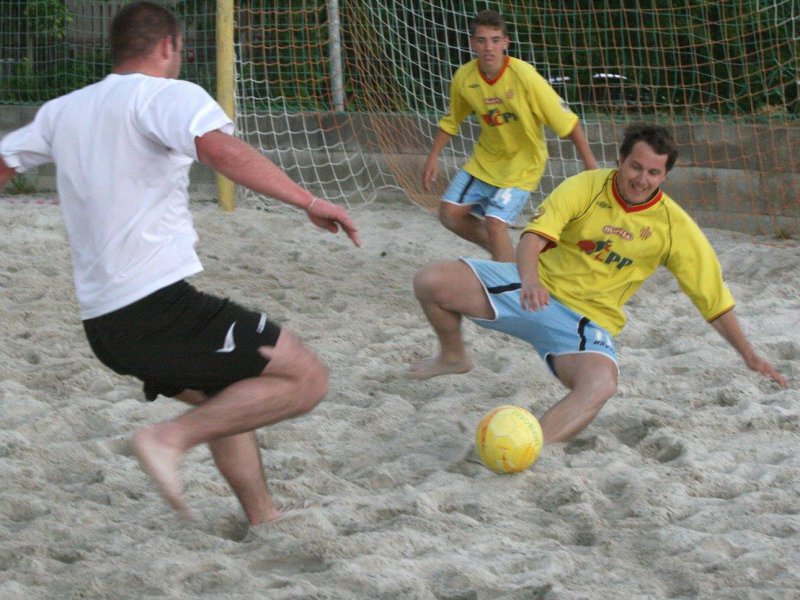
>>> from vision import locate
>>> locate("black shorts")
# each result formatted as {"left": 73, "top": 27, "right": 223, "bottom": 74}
{"left": 83, "top": 280, "right": 282, "bottom": 400}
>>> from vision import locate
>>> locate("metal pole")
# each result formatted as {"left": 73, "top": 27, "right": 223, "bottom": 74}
{"left": 327, "top": 0, "right": 345, "bottom": 112}
{"left": 216, "top": 0, "right": 236, "bottom": 210}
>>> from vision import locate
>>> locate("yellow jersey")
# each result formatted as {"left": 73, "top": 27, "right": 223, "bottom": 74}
{"left": 438, "top": 56, "right": 578, "bottom": 191}
{"left": 523, "top": 168, "right": 735, "bottom": 336}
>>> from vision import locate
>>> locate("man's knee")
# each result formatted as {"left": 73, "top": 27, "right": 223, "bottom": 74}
{"left": 259, "top": 331, "right": 329, "bottom": 415}
{"left": 588, "top": 371, "right": 617, "bottom": 406}
{"left": 295, "top": 353, "right": 329, "bottom": 414}
{"left": 485, "top": 216, "right": 509, "bottom": 236}
{"left": 556, "top": 356, "right": 618, "bottom": 402}
{"left": 413, "top": 262, "right": 453, "bottom": 302}
{"left": 438, "top": 202, "right": 468, "bottom": 231}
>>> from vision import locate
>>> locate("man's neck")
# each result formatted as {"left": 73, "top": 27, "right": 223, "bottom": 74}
{"left": 112, "top": 59, "right": 163, "bottom": 78}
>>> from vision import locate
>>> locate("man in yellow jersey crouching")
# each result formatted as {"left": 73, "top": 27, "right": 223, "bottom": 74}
{"left": 409, "top": 123, "right": 788, "bottom": 444}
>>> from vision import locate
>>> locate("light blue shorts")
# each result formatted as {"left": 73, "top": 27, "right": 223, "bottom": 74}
{"left": 442, "top": 169, "right": 530, "bottom": 223}
{"left": 462, "top": 258, "right": 618, "bottom": 375}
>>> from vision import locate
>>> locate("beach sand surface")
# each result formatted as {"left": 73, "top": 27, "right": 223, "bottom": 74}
{"left": 1, "top": 196, "right": 798, "bottom": 599}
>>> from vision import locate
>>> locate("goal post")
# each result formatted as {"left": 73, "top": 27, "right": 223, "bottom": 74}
{"left": 215, "top": 0, "right": 235, "bottom": 212}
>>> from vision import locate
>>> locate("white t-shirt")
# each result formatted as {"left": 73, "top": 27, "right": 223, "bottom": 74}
{"left": 0, "top": 74, "right": 233, "bottom": 319}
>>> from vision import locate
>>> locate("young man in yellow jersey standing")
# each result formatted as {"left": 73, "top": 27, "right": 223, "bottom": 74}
{"left": 423, "top": 9, "right": 598, "bottom": 262}
{"left": 409, "top": 124, "right": 788, "bottom": 444}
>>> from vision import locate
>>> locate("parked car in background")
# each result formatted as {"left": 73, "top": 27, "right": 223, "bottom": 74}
{"left": 547, "top": 70, "right": 660, "bottom": 112}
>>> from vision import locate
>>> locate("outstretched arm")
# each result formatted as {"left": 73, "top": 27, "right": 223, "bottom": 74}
{"left": 710, "top": 310, "right": 788, "bottom": 387}
{"left": 568, "top": 123, "right": 599, "bottom": 171}
{"left": 195, "top": 130, "right": 360, "bottom": 247}
{"left": 0, "top": 157, "right": 17, "bottom": 189}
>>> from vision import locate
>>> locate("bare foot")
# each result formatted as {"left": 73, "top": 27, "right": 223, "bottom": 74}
{"left": 407, "top": 355, "right": 472, "bottom": 380}
{"left": 132, "top": 426, "right": 193, "bottom": 521}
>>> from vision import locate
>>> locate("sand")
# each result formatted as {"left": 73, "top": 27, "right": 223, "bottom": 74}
{"left": 0, "top": 194, "right": 798, "bottom": 599}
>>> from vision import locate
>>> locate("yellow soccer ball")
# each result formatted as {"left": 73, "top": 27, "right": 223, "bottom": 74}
{"left": 475, "top": 405, "right": 543, "bottom": 473}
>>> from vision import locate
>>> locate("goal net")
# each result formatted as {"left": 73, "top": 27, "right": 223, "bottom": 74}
{"left": 234, "top": 1, "right": 798, "bottom": 234}
{"left": 0, "top": 2, "right": 796, "bottom": 234}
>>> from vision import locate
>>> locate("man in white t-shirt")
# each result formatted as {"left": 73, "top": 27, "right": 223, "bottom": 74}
{"left": 0, "top": 1, "right": 360, "bottom": 525}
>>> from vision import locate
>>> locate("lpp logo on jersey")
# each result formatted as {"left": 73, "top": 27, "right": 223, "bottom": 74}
{"left": 482, "top": 108, "right": 519, "bottom": 126}
{"left": 577, "top": 239, "right": 634, "bottom": 270}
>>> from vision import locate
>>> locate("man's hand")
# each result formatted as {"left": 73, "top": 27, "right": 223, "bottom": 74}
{"left": 306, "top": 197, "right": 361, "bottom": 247}
{"left": 744, "top": 354, "right": 789, "bottom": 388}
{"left": 520, "top": 278, "right": 550, "bottom": 312}
{"left": 422, "top": 158, "right": 439, "bottom": 192}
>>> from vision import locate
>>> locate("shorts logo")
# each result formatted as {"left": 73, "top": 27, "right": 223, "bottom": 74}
{"left": 592, "top": 329, "right": 614, "bottom": 350}
{"left": 216, "top": 322, "right": 237, "bottom": 353}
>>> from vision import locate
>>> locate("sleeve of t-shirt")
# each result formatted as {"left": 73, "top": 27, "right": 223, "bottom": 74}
{"left": 526, "top": 66, "right": 578, "bottom": 138}
{"left": 135, "top": 79, "right": 234, "bottom": 161}
{"left": 438, "top": 66, "right": 472, "bottom": 136}
{"left": 665, "top": 211, "right": 736, "bottom": 321}
{"left": 0, "top": 99, "right": 60, "bottom": 172}
{"left": 522, "top": 171, "right": 594, "bottom": 243}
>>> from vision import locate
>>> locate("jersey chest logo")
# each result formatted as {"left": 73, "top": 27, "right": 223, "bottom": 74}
{"left": 577, "top": 239, "right": 634, "bottom": 270}
{"left": 481, "top": 108, "right": 519, "bottom": 126}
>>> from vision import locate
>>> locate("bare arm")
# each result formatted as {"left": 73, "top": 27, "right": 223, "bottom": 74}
{"left": 516, "top": 231, "right": 552, "bottom": 311}
{"left": 195, "top": 130, "right": 360, "bottom": 247}
{"left": 422, "top": 129, "right": 453, "bottom": 192}
{"left": 567, "top": 123, "right": 599, "bottom": 171}
{"left": 710, "top": 310, "right": 788, "bottom": 387}
{"left": 0, "top": 157, "right": 17, "bottom": 189}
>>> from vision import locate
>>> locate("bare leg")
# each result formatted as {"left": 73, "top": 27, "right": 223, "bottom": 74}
{"left": 438, "top": 202, "right": 492, "bottom": 255}
{"left": 485, "top": 216, "right": 515, "bottom": 262}
{"left": 408, "top": 260, "right": 493, "bottom": 380}
{"left": 538, "top": 353, "right": 618, "bottom": 444}
{"left": 132, "top": 328, "right": 327, "bottom": 522}
{"left": 208, "top": 432, "right": 278, "bottom": 524}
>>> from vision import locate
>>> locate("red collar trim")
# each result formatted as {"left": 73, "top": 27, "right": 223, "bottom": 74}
{"left": 480, "top": 56, "right": 509, "bottom": 85}
{"left": 612, "top": 172, "right": 663, "bottom": 212}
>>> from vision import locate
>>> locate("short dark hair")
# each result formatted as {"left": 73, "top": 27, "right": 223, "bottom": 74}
{"left": 110, "top": 1, "right": 180, "bottom": 65}
{"left": 470, "top": 9, "right": 507, "bottom": 36}
{"left": 619, "top": 124, "right": 679, "bottom": 172}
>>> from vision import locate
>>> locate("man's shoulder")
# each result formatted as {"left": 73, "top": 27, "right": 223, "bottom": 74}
{"left": 657, "top": 191, "right": 702, "bottom": 229}
{"left": 505, "top": 57, "right": 541, "bottom": 79}
{"left": 569, "top": 167, "right": 615, "bottom": 187}
{"left": 453, "top": 59, "right": 479, "bottom": 79}
{"left": 546, "top": 168, "right": 614, "bottom": 206}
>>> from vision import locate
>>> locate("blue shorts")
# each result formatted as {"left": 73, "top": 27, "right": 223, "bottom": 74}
{"left": 442, "top": 169, "right": 530, "bottom": 223}
{"left": 461, "top": 258, "right": 618, "bottom": 375}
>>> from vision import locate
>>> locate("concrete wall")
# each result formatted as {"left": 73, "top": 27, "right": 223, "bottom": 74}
{"left": 1, "top": 106, "right": 797, "bottom": 236}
